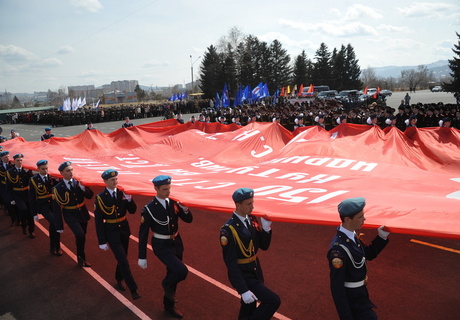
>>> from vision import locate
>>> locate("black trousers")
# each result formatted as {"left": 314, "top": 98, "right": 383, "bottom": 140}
{"left": 108, "top": 229, "right": 137, "bottom": 293}
{"left": 238, "top": 277, "right": 281, "bottom": 320}
{"left": 66, "top": 220, "right": 88, "bottom": 260}
{"left": 14, "top": 193, "right": 34, "bottom": 233}
{"left": 42, "top": 210, "right": 61, "bottom": 252}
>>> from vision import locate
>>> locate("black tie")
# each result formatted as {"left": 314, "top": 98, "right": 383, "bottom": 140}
{"left": 165, "top": 199, "right": 170, "bottom": 212}
{"left": 68, "top": 181, "right": 73, "bottom": 191}
{"left": 244, "top": 218, "right": 251, "bottom": 230}
{"left": 112, "top": 191, "right": 117, "bottom": 202}
{"left": 44, "top": 176, "right": 48, "bottom": 183}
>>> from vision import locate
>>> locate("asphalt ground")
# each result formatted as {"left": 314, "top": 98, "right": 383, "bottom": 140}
{"left": 0, "top": 90, "right": 459, "bottom": 320}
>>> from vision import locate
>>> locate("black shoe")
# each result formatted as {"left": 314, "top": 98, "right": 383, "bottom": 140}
{"left": 50, "top": 249, "right": 63, "bottom": 256}
{"left": 165, "top": 306, "right": 183, "bottom": 319}
{"left": 116, "top": 281, "right": 126, "bottom": 292}
{"left": 28, "top": 233, "right": 35, "bottom": 239}
{"left": 22, "top": 228, "right": 27, "bottom": 235}
{"left": 77, "top": 257, "right": 91, "bottom": 268}
{"left": 131, "top": 291, "right": 141, "bottom": 300}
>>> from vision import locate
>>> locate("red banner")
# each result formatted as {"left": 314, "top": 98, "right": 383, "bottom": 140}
{"left": 3, "top": 120, "right": 460, "bottom": 239}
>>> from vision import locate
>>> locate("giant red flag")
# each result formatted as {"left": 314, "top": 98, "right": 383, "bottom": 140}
{"left": 3, "top": 121, "right": 460, "bottom": 239}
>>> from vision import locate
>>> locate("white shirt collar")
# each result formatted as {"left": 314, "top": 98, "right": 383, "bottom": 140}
{"left": 339, "top": 225, "right": 357, "bottom": 243}
{"left": 156, "top": 196, "right": 169, "bottom": 209}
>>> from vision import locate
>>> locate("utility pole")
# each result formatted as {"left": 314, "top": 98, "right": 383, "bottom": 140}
{"left": 190, "top": 55, "right": 201, "bottom": 94}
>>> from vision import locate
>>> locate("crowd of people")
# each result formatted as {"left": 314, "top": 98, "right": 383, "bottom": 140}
{"left": 2, "top": 97, "right": 459, "bottom": 135}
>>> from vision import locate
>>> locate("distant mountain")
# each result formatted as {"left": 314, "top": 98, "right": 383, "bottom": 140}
{"left": 372, "top": 60, "right": 450, "bottom": 78}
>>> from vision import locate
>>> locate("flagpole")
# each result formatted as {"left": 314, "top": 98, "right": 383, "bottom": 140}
{"left": 190, "top": 55, "right": 201, "bottom": 94}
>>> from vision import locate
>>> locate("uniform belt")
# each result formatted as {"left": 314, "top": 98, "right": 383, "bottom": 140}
{"left": 13, "top": 186, "right": 29, "bottom": 191}
{"left": 153, "top": 232, "right": 178, "bottom": 240}
{"left": 1, "top": 181, "right": 5, "bottom": 184}
{"left": 63, "top": 202, "right": 85, "bottom": 210}
{"left": 104, "top": 216, "right": 126, "bottom": 224}
{"left": 37, "top": 194, "right": 52, "bottom": 199}
{"left": 237, "top": 255, "right": 257, "bottom": 264}
{"left": 344, "top": 276, "right": 368, "bottom": 288}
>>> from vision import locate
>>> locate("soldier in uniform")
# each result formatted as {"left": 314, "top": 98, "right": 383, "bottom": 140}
{"left": 53, "top": 161, "right": 94, "bottom": 267}
{"left": 138, "top": 175, "right": 193, "bottom": 319}
{"left": 122, "top": 117, "right": 134, "bottom": 128}
{"left": 40, "top": 128, "right": 55, "bottom": 141}
{"left": 6, "top": 154, "right": 34, "bottom": 237}
{"left": 327, "top": 197, "right": 390, "bottom": 320}
{"left": 0, "top": 151, "right": 17, "bottom": 225}
{"left": 28, "top": 160, "right": 61, "bottom": 255}
{"left": 220, "top": 188, "right": 280, "bottom": 320}
{"left": 94, "top": 169, "right": 140, "bottom": 300}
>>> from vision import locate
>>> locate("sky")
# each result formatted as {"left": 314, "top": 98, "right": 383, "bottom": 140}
{"left": 0, "top": 0, "right": 459, "bottom": 93}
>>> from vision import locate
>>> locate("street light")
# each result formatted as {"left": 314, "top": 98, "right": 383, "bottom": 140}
{"left": 190, "top": 55, "right": 201, "bottom": 94}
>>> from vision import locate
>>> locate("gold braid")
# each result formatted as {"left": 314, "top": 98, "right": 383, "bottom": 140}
{"left": 53, "top": 187, "right": 70, "bottom": 206}
{"left": 96, "top": 195, "right": 116, "bottom": 215}
{"left": 6, "top": 171, "right": 19, "bottom": 184}
{"left": 31, "top": 178, "right": 48, "bottom": 197}
{"left": 228, "top": 225, "right": 254, "bottom": 258}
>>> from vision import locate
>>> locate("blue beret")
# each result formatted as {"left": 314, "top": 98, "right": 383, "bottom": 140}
{"left": 152, "top": 175, "right": 172, "bottom": 186}
{"left": 232, "top": 188, "right": 254, "bottom": 202}
{"left": 36, "top": 160, "right": 48, "bottom": 167}
{"left": 45, "top": 127, "right": 51, "bottom": 131}
{"left": 101, "top": 169, "right": 118, "bottom": 180}
{"left": 338, "top": 197, "right": 366, "bottom": 217}
{"left": 58, "top": 161, "right": 72, "bottom": 171}
{"left": 0, "top": 151, "right": 8, "bottom": 157}
{"left": 13, "top": 153, "right": 24, "bottom": 159}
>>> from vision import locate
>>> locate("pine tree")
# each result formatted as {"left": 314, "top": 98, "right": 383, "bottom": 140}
{"left": 268, "top": 40, "right": 292, "bottom": 93}
{"left": 312, "top": 43, "right": 332, "bottom": 86}
{"left": 293, "top": 50, "right": 312, "bottom": 89}
{"left": 344, "top": 44, "right": 363, "bottom": 90}
{"left": 199, "top": 45, "right": 222, "bottom": 99}
{"left": 443, "top": 32, "right": 460, "bottom": 94}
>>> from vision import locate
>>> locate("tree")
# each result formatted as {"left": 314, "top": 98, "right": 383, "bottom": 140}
{"left": 401, "top": 65, "right": 433, "bottom": 91}
{"left": 199, "top": 45, "right": 222, "bottom": 99}
{"left": 12, "top": 96, "right": 21, "bottom": 108}
{"left": 221, "top": 44, "right": 238, "bottom": 97}
{"left": 292, "top": 50, "right": 312, "bottom": 89}
{"left": 268, "top": 39, "right": 292, "bottom": 93}
{"left": 134, "top": 84, "right": 146, "bottom": 101}
{"left": 331, "top": 46, "right": 346, "bottom": 90}
{"left": 443, "top": 32, "right": 460, "bottom": 94}
{"left": 361, "top": 67, "right": 378, "bottom": 87}
{"left": 312, "top": 43, "right": 332, "bottom": 86}
{"left": 344, "top": 44, "right": 363, "bottom": 89}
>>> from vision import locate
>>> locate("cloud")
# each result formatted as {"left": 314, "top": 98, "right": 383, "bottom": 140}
{"left": 56, "top": 46, "right": 74, "bottom": 55}
{"left": 143, "top": 60, "right": 171, "bottom": 68}
{"left": 342, "top": 4, "right": 383, "bottom": 21}
{"left": 32, "top": 58, "right": 63, "bottom": 68}
{"left": 396, "top": 2, "right": 457, "bottom": 19}
{"left": 377, "top": 24, "right": 410, "bottom": 33}
{"left": 279, "top": 19, "right": 378, "bottom": 37}
{"left": 71, "top": 0, "right": 103, "bottom": 13}
{"left": 0, "top": 44, "right": 36, "bottom": 63}
{"left": 80, "top": 69, "right": 103, "bottom": 77}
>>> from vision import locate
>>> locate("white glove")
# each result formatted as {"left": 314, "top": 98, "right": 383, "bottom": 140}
{"left": 138, "top": 259, "right": 147, "bottom": 269}
{"left": 378, "top": 226, "right": 390, "bottom": 239}
{"left": 57, "top": 230, "right": 64, "bottom": 233}
{"left": 178, "top": 202, "right": 189, "bottom": 212}
{"left": 241, "top": 290, "right": 258, "bottom": 304}
{"left": 10, "top": 200, "right": 16, "bottom": 205}
{"left": 261, "top": 217, "right": 272, "bottom": 232}
{"left": 99, "top": 244, "right": 109, "bottom": 251}
{"left": 122, "top": 192, "right": 132, "bottom": 202}
{"left": 33, "top": 215, "right": 39, "bottom": 222}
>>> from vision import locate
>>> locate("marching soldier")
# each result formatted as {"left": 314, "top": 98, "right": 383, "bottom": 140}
{"left": 53, "top": 161, "right": 94, "bottom": 267}
{"left": 28, "top": 160, "right": 61, "bottom": 255}
{"left": 6, "top": 154, "right": 34, "bottom": 237}
{"left": 94, "top": 169, "right": 140, "bottom": 300}
{"left": 0, "top": 151, "right": 17, "bottom": 225}
{"left": 327, "top": 197, "right": 390, "bottom": 319}
{"left": 138, "top": 175, "right": 193, "bottom": 318}
{"left": 40, "top": 128, "right": 55, "bottom": 141}
{"left": 220, "top": 188, "right": 280, "bottom": 320}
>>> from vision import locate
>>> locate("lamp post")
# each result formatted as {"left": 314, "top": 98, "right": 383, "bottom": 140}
{"left": 190, "top": 55, "right": 201, "bottom": 94}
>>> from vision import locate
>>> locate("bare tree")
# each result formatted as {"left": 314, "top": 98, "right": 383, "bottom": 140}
{"left": 401, "top": 65, "right": 434, "bottom": 92}
{"left": 361, "top": 67, "right": 378, "bottom": 87}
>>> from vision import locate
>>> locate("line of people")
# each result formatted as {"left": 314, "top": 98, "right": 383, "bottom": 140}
{"left": 0, "top": 152, "right": 391, "bottom": 319}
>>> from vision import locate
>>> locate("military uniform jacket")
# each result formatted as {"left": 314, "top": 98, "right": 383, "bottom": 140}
{"left": 0, "top": 162, "right": 14, "bottom": 193}
{"left": 94, "top": 188, "right": 137, "bottom": 245}
{"left": 220, "top": 213, "right": 271, "bottom": 294}
{"left": 6, "top": 167, "right": 33, "bottom": 201}
{"left": 138, "top": 197, "right": 193, "bottom": 259}
{"left": 327, "top": 229, "right": 388, "bottom": 320}
{"left": 28, "top": 174, "right": 57, "bottom": 215}
{"left": 41, "top": 133, "right": 54, "bottom": 141}
{"left": 52, "top": 180, "right": 94, "bottom": 230}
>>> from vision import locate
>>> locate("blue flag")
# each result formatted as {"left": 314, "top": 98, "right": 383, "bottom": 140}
{"left": 222, "top": 83, "right": 230, "bottom": 107}
{"left": 215, "top": 92, "right": 221, "bottom": 108}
